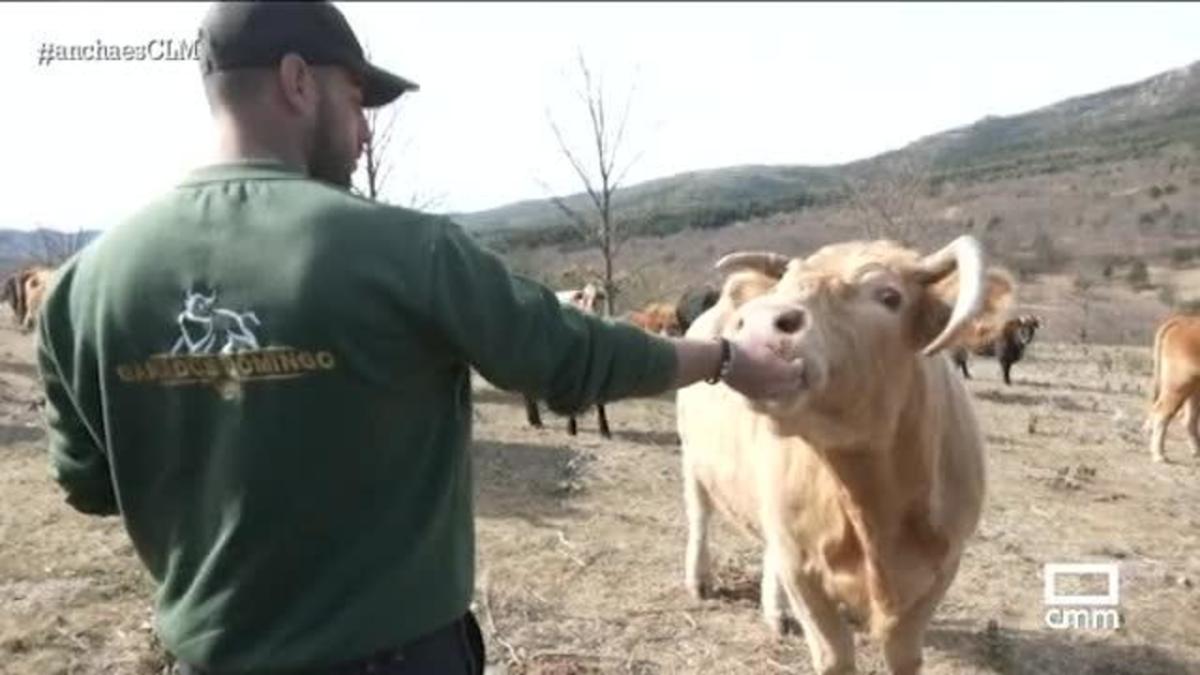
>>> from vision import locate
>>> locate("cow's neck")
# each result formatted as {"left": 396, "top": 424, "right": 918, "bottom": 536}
{"left": 816, "top": 362, "right": 948, "bottom": 620}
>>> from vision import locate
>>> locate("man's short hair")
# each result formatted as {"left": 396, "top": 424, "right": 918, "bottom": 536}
{"left": 202, "top": 68, "right": 275, "bottom": 109}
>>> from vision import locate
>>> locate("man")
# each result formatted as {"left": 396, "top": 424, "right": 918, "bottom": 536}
{"left": 35, "top": 3, "right": 805, "bottom": 674}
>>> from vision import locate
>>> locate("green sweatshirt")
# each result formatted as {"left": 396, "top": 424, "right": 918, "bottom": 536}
{"left": 36, "top": 160, "right": 677, "bottom": 673}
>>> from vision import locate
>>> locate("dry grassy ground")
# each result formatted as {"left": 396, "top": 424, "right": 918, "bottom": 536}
{"left": 2, "top": 323, "right": 1198, "bottom": 674}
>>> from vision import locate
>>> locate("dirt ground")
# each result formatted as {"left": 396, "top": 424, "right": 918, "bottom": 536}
{"left": 2, "top": 320, "right": 1198, "bottom": 674}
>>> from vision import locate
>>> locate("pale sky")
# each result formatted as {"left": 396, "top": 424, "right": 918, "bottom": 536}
{"left": 3, "top": 2, "right": 1199, "bottom": 231}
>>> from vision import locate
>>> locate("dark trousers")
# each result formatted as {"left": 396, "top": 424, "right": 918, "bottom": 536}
{"left": 176, "top": 611, "right": 485, "bottom": 675}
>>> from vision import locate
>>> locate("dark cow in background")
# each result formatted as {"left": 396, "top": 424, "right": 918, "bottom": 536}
{"left": 675, "top": 284, "right": 719, "bottom": 335}
{"left": 952, "top": 314, "right": 1042, "bottom": 385}
{"left": 524, "top": 283, "right": 612, "bottom": 438}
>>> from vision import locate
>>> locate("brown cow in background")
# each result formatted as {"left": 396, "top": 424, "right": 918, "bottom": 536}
{"left": 1146, "top": 312, "right": 1200, "bottom": 463}
{"left": 625, "top": 302, "right": 682, "bottom": 336}
{"left": 2, "top": 264, "right": 56, "bottom": 333}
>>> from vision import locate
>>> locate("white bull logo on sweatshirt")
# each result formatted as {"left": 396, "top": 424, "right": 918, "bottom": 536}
{"left": 170, "top": 290, "right": 262, "bottom": 356}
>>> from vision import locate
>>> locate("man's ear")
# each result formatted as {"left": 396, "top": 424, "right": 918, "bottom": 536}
{"left": 277, "top": 53, "right": 318, "bottom": 115}
{"left": 914, "top": 267, "right": 1016, "bottom": 350}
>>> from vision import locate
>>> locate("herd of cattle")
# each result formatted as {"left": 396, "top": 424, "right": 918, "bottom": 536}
{"left": 4, "top": 233, "right": 1199, "bottom": 673}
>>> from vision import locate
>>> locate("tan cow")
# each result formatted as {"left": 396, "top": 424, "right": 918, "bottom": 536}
{"left": 677, "top": 235, "right": 1012, "bottom": 674}
{"left": 2, "top": 264, "right": 56, "bottom": 333}
{"left": 1146, "top": 312, "right": 1200, "bottom": 463}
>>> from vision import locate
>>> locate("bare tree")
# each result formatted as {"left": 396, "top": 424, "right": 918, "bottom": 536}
{"left": 354, "top": 101, "right": 450, "bottom": 212}
{"left": 402, "top": 186, "right": 449, "bottom": 213}
{"left": 541, "top": 52, "right": 645, "bottom": 317}
{"left": 351, "top": 46, "right": 444, "bottom": 212}
{"left": 840, "top": 154, "right": 934, "bottom": 245}
{"left": 1073, "top": 273, "right": 1095, "bottom": 344}
{"left": 359, "top": 103, "right": 399, "bottom": 202}
{"left": 32, "top": 226, "right": 91, "bottom": 267}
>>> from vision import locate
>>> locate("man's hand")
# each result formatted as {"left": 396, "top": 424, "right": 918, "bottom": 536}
{"left": 671, "top": 337, "right": 806, "bottom": 400}
{"left": 721, "top": 338, "right": 807, "bottom": 400}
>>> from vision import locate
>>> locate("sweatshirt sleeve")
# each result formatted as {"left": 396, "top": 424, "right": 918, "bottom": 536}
{"left": 418, "top": 219, "right": 677, "bottom": 414}
{"left": 36, "top": 272, "right": 118, "bottom": 517}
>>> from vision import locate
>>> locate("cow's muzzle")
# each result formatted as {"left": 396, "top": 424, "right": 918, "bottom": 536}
{"left": 735, "top": 303, "right": 808, "bottom": 353}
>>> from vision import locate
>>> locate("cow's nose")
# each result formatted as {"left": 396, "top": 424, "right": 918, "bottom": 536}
{"left": 774, "top": 309, "right": 806, "bottom": 334}
{"left": 737, "top": 305, "right": 808, "bottom": 338}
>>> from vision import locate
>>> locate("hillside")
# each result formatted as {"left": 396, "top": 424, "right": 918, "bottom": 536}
{"left": 2, "top": 60, "right": 1198, "bottom": 282}
{"left": 452, "top": 164, "right": 842, "bottom": 244}
{"left": 900, "top": 60, "right": 1200, "bottom": 182}
{"left": 0, "top": 229, "right": 98, "bottom": 275}
{"left": 453, "top": 59, "right": 1200, "bottom": 243}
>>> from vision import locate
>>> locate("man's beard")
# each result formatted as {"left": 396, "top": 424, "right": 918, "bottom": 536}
{"left": 307, "top": 102, "right": 353, "bottom": 189}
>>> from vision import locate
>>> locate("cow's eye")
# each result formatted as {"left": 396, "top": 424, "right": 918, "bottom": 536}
{"left": 875, "top": 286, "right": 902, "bottom": 310}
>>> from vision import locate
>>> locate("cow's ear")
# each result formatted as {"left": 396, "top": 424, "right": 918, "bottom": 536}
{"left": 722, "top": 269, "right": 778, "bottom": 309}
{"left": 913, "top": 267, "right": 1016, "bottom": 350}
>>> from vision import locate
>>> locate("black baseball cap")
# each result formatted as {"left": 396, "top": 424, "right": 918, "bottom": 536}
{"left": 198, "top": 1, "right": 418, "bottom": 108}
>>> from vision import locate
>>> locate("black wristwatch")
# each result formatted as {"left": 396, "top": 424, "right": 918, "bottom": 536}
{"left": 706, "top": 338, "right": 733, "bottom": 384}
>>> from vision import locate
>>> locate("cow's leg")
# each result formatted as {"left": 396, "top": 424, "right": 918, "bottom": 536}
{"left": 567, "top": 415, "right": 578, "bottom": 436}
{"left": 951, "top": 349, "right": 970, "bottom": 379}
{"left": 760, "top": 544, "right": 790, "bottom": 637}
{"left": 596, "top": 404, "right": 611, "bottom": 439}
{"left": 881, "top": 557, "right": 960, "bottom": 675}
{"left": 682, "top": 461, "right": 713, "bottom": 600}
{"left": 1149, "top": 384, "right": 1189, "bottom": 463}
{"left": 1000, "top": 357, "right": 1013, "bottom": 386}
{"left": 524, "top": 396, "right": 543, "bottom": 428}
{"left": 778, "top": 568, "right": 855, "bottom": 675}
{"left": 1185, "top": 393, "right": 1200, "bottom": 457}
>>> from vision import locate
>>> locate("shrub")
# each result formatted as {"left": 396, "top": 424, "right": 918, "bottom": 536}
{"left": 1127, "top": 259, "right": 1151, "bottom": 289}
{"left": 1159, "top": 284, "right": 1177, "bottom": 307}
{"left": 1028, "top": 231, "right": 1070, "bottom": 274}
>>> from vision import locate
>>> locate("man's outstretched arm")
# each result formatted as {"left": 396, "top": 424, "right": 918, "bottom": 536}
{"left": 416, "top": 218, "right": 804, "bottom": 410}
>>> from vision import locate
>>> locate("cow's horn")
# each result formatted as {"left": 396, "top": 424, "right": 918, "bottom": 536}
{"left": 714, "top": 251, "right": 790, "bottom": 278}
{"left": 917, "top": 235, "right": 986, "bottom": 356}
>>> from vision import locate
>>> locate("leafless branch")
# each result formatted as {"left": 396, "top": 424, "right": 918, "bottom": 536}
{"left": 405, "top": 189, "right": 449, "bottom": 213}
{"left": 547, "top": 113, "right": 605, "bottom": 215}
{"left": 540, "top": 53, "right": 653, "bottom": 315}
{"left": 840, "top": 154, "right": 932, "bottom": 244}
{"left": 553, "top": 200, "right": 598, "bottom": 245}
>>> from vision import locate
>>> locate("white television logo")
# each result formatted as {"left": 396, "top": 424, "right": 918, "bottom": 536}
{"left": 1043, "top": 563, "right": 1121, "bottom": 631}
